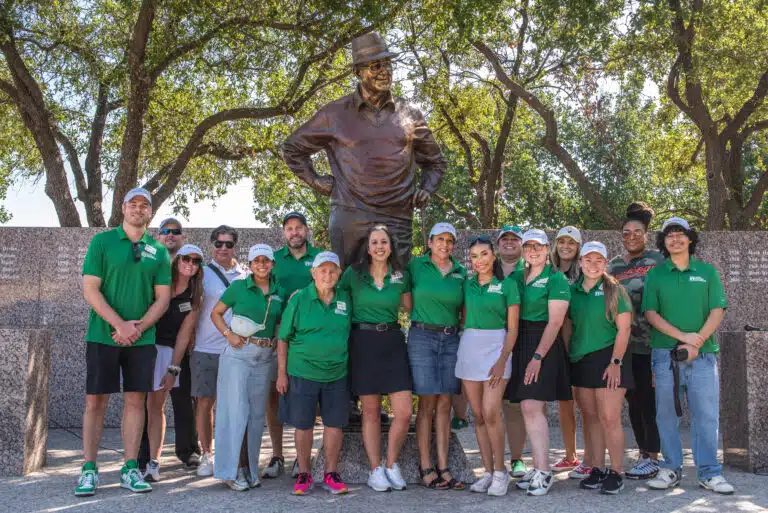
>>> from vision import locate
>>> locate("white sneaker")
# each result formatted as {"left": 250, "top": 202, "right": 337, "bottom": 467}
{"left": 143, "top": 459, "right": 160, "bottom": 482}
{"left": 262, "top": 456, "right": 284, "bottom": 479}
{"left": 385, "top": 463, "right": 406, "bottom": 491}
{"left": 515, "top": 468, "right": 536, "bottom": 490}
{"left": 226, "top": 468, "right": 249, "bottom": 492}
{"left": 246, "top": 470, "right": 261, "bottom": 489}
{"left": 526, "top": 470, "right": 554, "bottom": 496}
{"left": 648, "top": 468, "right": 681, "bottom": 490}
{"left": 291, "top": 459, "right": 300, "bottom": 478}
{"left": 699, "top": 475, "right": 734, "bottom": 495}
{"left": 197, "top": 453, "right": 214, "bottom": 477}
{"left": 470, "top": 472, "right": 493, "bottom": 493}
{"left": 367, "top": 466, "right": 392, "bottom": 492}
{"left": 487, "top": 470, "right": 509, "bottom": 497}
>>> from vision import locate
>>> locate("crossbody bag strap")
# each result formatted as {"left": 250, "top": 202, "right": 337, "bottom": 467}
{"left": 207, "top": 263, "right": 231, "bottom": 287}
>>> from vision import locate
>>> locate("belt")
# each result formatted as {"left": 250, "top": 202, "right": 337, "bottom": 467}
{"left": 353, "top": 322, "right": 400, "bottom": 332}
{"left": 411, "top": 322, "right": 458, "bottom": 335}
{"left": 244, "top": 337, "right": 276, "bottom": 350}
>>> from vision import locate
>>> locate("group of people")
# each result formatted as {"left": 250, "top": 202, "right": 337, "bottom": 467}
{"left": 75, "top": 187, "right": 733, "bottom": 499}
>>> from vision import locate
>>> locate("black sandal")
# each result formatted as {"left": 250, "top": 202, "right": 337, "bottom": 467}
{"left": 438, "top": 468, "right": 465, "bottom": 490}
{"left": 419, "top": 466, "right": 447, "bottom": 489}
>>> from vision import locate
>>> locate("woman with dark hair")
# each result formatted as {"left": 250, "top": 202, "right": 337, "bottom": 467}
{"left": 339, "top": 225, "right": 413, "bottom": 492}
{"left": 143, "top": 244, "right": 204, "bottom": 482}
{"left": 458, "top": 236, "right": 520, "bottom": 497}
{"left": 564, "top": 241, "right": 633, "bottom": 495}
{"left": 607, "top": 202, "right": 665, "bottom": 480}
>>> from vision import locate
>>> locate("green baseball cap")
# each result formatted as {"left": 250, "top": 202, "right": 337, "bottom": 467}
{"left": 497, "top": 225, "right": 523, "bottom": 241}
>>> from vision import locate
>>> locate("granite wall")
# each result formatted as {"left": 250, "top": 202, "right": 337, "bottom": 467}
{"left": 0, "top": 227, "right": 764, "bottom": 427}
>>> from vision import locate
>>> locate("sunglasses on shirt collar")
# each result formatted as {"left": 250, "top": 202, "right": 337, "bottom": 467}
{"left": 159, "top": 228, "right": 182, "bottom": 235}
{"left": 213, "top": 240, "right": 235, "bottom": 249}
{"left": 132, "top": 242, "right": 145, "bottom": 263}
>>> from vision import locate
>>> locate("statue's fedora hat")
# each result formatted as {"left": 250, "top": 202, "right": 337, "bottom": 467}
{"left": 351, "top": 32, "right": 398, "bottom": 66}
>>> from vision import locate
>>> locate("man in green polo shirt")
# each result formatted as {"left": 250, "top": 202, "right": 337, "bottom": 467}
{"left": 641, "top": 217, "right": 732, "bottom": 495}
{"left": 263, "top": 211, "right": 323, "bottom": 479}
{"left": 76, "top": 187, "right": 171, "bottom": 498}
{"left": 276, "top": 251, "right": 351, "bottom": 496}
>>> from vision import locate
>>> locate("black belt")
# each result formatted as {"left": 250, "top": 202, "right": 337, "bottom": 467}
{"left": 411, "top": 322, "right": 458, "bottom": 335}
{"left": 352, "top": 322, "right": 400, "bottom": 332}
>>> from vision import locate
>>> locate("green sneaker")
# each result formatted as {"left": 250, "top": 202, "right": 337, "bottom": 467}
{"left": 74, "top": 463, "right": 99, "bottom": 497}
{"left": 510, "top": 459, "right": 527, "bottom": 478}
{"left": 121, "top": 461, "right": 152, "bottom": 493}
{"left": 451, "top": 417, "right": 469, "bottom": 430}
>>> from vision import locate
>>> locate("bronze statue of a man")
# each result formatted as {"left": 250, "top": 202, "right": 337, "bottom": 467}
{"left": 281, "top": 32, "right": 447, "bottom": 267}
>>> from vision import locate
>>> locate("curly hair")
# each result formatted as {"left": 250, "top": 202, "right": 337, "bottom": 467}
{"left": 624, "top": 201, "right": 654, "bottom": 230}
{"left": 656, "top": 225, "right": 698, "bottom": 257}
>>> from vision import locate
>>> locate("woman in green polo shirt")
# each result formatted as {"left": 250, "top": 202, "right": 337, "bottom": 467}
{"left": 339, "top": 225, "right": 412, "bottom": 492}
{"left": 406, "top": 222, "right": 466, "bottom": 490}
{"left": 505, "top": 229, "right": 571, "bottom": 497}
{"left": 457, "top": 235, "right": 520, "bottom": 497}
{"left": 210, "top": 244, "right": 285, "bottom": 491}
{"left": 563, "top": 241, "right": 633, "bottom": 495}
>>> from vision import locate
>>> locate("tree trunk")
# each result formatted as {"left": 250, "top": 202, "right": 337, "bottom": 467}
{"left": 703, "top": 140, "right": 729, "bottom": 230}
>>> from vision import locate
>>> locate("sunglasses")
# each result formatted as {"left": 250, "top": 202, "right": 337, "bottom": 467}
{"left": 180, "top": 255, "right": 202, "bottom": 266}
{"left": 213, "top": 240, "right": 235, "bottom": 249}
{"left": 132, "top": 242, "right": 145, "bottom": 263}
{"left": 469, "top": 235, "right": 493, "bottom": 247}
{"left": 159, "top": 228, "right": 182, "bottom": 235}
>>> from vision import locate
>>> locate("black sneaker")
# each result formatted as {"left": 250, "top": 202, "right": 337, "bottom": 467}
{"left": 600, "top": 469, "right": 624, "bottom": 495}
{"left": 579, "top": 467, "right": 606, "bottom": 490}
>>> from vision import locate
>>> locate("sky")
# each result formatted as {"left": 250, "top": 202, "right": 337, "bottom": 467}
{"left": 2, "top": 177, "right": 266, "bottom": 228}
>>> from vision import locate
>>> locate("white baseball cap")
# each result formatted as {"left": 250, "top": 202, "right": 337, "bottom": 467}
{"left": 312, "top": 251, "right": 341, "bottom": 269}
{"left": 661, "top": 216, "right": 691, "bottom": 232}
{"left": 556, "top": 226, "right": 582, "bottom": 244}
{"left": 248, "top": 244, "right": 275, "bottom": 262}
{"left": 580, "top": 241, "right": 608, "bottom": 259}
{"left": 177, "top": 244, "right": 203, "bottom": 258}
{"left": 522, "top": 229, "right": 549, "bottom": 246}
{"left": 123, "top": 187, "right": 152, "bottom": 204}
{"left": 429, "top": 222, "right": 457, "bottom": 239}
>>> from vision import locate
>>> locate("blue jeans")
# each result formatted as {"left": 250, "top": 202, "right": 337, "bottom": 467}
{"left": 407, "top": 326, "right": 460, "bottom": 395}
{"left": 651, "top": 348, "right": 721, "bottom": 480}
{"left": 213, "top": 343, "right": 274, "bottom": 482}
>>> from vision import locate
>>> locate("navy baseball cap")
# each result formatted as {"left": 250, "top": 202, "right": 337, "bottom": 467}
{"left": 282, "top": 211, "right": 307, "bottom": 226}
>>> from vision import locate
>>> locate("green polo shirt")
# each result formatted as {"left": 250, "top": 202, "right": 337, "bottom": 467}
{"left": 273, "top": 243, "right": 322, "bottom": 295}
{"left": 407, "top": 253, "right": 467, "bottom": 326}
{"left": 512, "top": 264, "right": 571, "bottom": 322}
{"left": 82, "top": 226, "right": 171, "bottom": 347}
{"left": 338, "top": 266, "right": 410, "bottom": 323}
{"left": 277, "top": 284, "right": 351, "bottom": 382}
{"left": 463, "top": 274, "right": 521, "bottom": 330}
{"left": 567, "top": 277, "right": 632, "bottom": 362}
{"left": 641, "top": 257, "right": 728, "bottom": 353}
{"left": 219, "top": 276, "right": 285, "bottom": 339}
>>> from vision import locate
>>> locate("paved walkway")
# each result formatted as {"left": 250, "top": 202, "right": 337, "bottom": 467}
{"left": 3, "top": 426, "right": 767, "bottom": 513}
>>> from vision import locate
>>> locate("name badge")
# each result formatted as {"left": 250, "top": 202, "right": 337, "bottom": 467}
{"left": 335, "top": 300, "right": 348, "bottom": 316}
{"left": 390, "top": 271, "right": 403, "bottom": 283}
{"left": 270, "top": 295, "right": 282, "bottom": 301}
{"left": 488, "top": 283, "right": 502, "bottom": 294}
{"left": 304, "top": 261, "right": 313, "bottom": 267}
{"left": 141, "top": 251, "right": 157, "bottom": 260}
{"left": 178, "top": 301, "right": 192, "bottom": 313}
{"left": 450, "top": 272, "right": 463, "bottom": 279}
{"left": 143, "top": 245, "right": 157, "bottom": 255}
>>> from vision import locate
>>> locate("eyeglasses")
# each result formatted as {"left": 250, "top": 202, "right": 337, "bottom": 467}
{"left": 213, "top": 240, "right": 235, "bottom": 249}
{"left": 665, "top": 232, "right": 688, "bottom": 241}
{"left": 360, "top": 60, "right": 393, "bottom": 74}
{"left": 180, "top": 255, "right": 202, "bottom": 266}
{"left": 132, "top": 242, "right": 145, "bottom": 263}
{"left": 622, "top": 229, "right": 644, "bottom": 239}
{"left": 523, "top": 243, "right": 547, "bottom": 251}
{"left": 159, "top": 228, "right": 181, "bottom": 235}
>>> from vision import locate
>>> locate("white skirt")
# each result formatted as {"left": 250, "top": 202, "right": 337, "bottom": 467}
{"left": 152, "top": 345, "right": 180, "bottom": 391}
{"left": 455, "top": 329, "right": 512, "bottom": 381}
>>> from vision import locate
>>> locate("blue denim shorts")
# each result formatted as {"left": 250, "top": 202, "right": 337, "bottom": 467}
{"left": 278, "top": 375, "right": 349, "bottom": 430}
{"left": 407, "top": 326, "right": 461, "bottom": 395}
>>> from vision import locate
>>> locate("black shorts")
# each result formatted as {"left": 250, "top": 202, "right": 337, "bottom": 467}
{"left": 86, "top": 342, "right": 156, "bottom": 395}
{"left": 348, "top": 328, "right": 412, "bottom": 396}
{"left": 504, "top": 320, "right": 572, "bottom": 403}
{"left": 278, "top": 375, "right": 349, "bottom": 430}
{"left": 571, "top": 345, "right": 634, "bottom": 390}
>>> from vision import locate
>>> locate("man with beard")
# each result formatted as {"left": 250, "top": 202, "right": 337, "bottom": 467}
{"left": 262, "top": 212, "right": 322, "bottom": 479}
{"left": 76, "top": 188, "right": 171, "bottom": 497}
{"left": 138, "top": 218, "right": 201, "bottom": 472}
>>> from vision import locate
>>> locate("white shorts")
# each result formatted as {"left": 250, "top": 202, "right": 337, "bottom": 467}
{"left": 152, "top": 345, "right": 180, "bottom": 391}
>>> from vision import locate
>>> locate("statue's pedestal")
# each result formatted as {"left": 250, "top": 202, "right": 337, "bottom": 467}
{"left": 720, "top": 331, "right": 768, "bottom": 473}
{"left": 0, "top": 329, "right": 51, "bottom": 476}
{"left": 312, "top": 430, "right": 475, "bottom": 485}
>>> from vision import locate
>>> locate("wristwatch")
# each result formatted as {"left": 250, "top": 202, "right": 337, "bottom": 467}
{"left": 612, "top": 357, "right": 623, "bottom": 367}
{"left": 166, "top": 365, "right": 181, "bottom": 376}
{"left": 532, "top": 353, "right": 543, "bottom": 361}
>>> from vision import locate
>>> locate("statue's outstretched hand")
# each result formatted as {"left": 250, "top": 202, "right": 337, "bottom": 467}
{"left": 413, "top": 188, "right": 432, "bottom": 207}
{"left": 311, "top": 175, "right": 334, "bottom": 196}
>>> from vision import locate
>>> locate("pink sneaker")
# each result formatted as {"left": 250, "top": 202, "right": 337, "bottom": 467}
{"left": 293, "top": 472, "right": 313, "bottom": 495}
{"left": 322, "top": 472, "right": 348, "bottom": 495}
{"left": 552, "top": 457, "right": 579, "bottom": 472}
{"left": 569, "top": 463, "right": 593, "bottom": 479}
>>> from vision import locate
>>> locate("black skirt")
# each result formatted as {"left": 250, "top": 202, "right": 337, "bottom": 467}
{"left": 571, "top": 345, "right": 634, "bottom": 390}
{"left": 348, "top": 327, "right": 412, "bottom": 396}
{"left": 504, "top": 320, "right": 572, "bottom": 403}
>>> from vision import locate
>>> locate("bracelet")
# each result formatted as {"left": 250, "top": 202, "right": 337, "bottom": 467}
{"left": 222, "top": 329, "right": 230, "bottom": 337}
{"left": 166, "top": 364, "right": 181, "bottom": 376}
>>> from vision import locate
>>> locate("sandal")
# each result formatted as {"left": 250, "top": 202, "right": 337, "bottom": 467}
{"left": 419, "top": 466, "right": 447, "bottom": 489}
{"left": 438, "top": 468, "right": 466, "bottom": 490}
